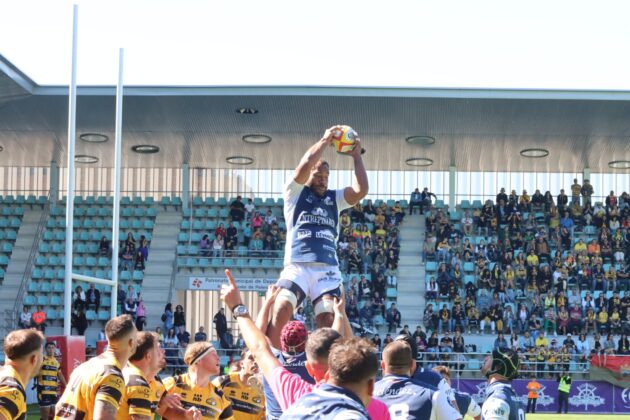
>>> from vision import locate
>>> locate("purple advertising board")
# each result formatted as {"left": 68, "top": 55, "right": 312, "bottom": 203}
{"left": 452, "top": 379, "right": 630, "bottom": 414}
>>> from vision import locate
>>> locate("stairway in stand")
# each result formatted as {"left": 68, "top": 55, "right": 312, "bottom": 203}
{"left": 395, "top": 213, "right": 426, "bottom": 328}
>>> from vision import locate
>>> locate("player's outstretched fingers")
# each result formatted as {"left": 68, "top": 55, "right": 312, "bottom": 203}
{"left": 225, "top": 269, "right": 237, "bottom": 288}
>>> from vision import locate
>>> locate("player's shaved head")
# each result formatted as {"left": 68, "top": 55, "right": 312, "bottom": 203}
{"left": 382, "top": 341, "right": 413, "bottom": 375}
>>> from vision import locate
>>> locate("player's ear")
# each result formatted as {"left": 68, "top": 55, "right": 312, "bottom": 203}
{"left": 410, "top": 359, "right": 417, "bottom": 374}
{"left": 380, "top": 360, "right": 385, "bottom": 371}
{"left": 305, "top": 361, "right": 315, "bottom": 378}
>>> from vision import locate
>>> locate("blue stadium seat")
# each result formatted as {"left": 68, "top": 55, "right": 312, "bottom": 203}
{"left": 28, "top": 282, "right": 39, "bottom": 292}
{"left": 40, "top": 281, "right": 52, "bottom": 293}
{"left": 50, "top": 295, "right": 62, "bottom": 306}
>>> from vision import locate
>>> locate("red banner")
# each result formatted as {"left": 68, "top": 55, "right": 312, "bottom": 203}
{"left": 47, "top": 335, "right": 86, "bottom": 380}
{"left": 590, "top": 354, "right": 630, "bottom": 388}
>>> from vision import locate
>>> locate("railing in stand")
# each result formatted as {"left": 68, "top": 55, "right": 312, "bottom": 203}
{"left": 10, "top": 195, "right": 51, "bottom": 331}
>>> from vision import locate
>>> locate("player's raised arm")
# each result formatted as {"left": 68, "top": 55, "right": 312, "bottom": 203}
{"left": 221, "top": 270, "right": 282, "bottom": 382}
{"left": 343, "top": 138, "right": 369, "bottom": 206}
{"left": 293, "top": 126, "right": 340, "bottom": 184}
{"left": 255, "top": 284, "right": 281, "bottom": 338}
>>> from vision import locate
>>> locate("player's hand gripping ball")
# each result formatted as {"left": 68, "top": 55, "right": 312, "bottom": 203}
{"left": 331, "top": 125, "right": 357, "bottom": 154}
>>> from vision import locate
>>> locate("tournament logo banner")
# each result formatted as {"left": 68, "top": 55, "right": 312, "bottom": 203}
{"left": 455, "top": 379, "right": 628, "bottom": 413}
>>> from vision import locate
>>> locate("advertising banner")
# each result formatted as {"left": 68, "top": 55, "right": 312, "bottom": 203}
{"left": 188, "top": 276, "right": 275, "bottom": 291}
{"left": 454, "top": 378, "right": 628, "bottom": 413}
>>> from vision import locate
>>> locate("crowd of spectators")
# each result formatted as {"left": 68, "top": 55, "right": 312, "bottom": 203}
{"left": 117, "top": 232, "right": 149, "bottom": 271}
{"left": 198, "top": 196, "right": 287, "bottom": 258}
{"left": 339, "top": 199, "right": 403, "bottom": 330}
{"left": 415, "top": 180, "right": 630, "bottom": 372}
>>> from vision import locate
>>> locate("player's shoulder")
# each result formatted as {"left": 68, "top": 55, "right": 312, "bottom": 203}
{"left": 125, "top": 372, "right": 149, "bottom": 388}
{"left": 211, "top": 374, "right": 234, "bottom": 390}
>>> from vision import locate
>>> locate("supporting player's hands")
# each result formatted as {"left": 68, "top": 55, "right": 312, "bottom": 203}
{"left": 333, "top": 292, "right": 346, "bottom": 317}
{"left": 221, "top": 269, "right": 244, "bottom": 311}
{"left": 265, "top": 284, "right": 281, "bottom": 304}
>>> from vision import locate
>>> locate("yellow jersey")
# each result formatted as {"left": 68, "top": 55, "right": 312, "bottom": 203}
{"left": 37, "top": 356, "right": 62, "bottom": 398}
{"left": 163, "top": 373, "right": 233, "bottom": 420}
{"left": 117, "top": 363, "right": 166, "bottom": 420}
{"left": 0, "top": 366, "right": 27, "bottom": 420}
{"left": 55, "top": 353, "right": 125, "bottom": 420}
{"left": 212, "top": 373, "right": 265, "bottom": 420}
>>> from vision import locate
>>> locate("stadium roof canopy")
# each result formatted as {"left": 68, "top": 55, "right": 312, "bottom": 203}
{"left": 1, "top": 55, "right": 629, "bottom": 173}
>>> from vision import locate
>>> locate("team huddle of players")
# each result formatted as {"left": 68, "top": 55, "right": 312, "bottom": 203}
{"left": 0, "top": 127, "right": 523, "bottom": 419}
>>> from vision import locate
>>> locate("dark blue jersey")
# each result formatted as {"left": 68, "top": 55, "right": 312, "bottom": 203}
{"left": 284, "top": 181, "right": 349, "bottom": 266}
{"left": 374, "top": 374, "right": 461, "bottom": 420}
{"left": 481, "top": 381, "right": 524, "bottom": 420}
{"left": 263, "top": 349, "right": 314, "bottom": 419}
{"left": 279, "top": 383, "right": 368, "bottom": 419}
{"left": 412, "top": 367, "right": 457, "bottom": 405}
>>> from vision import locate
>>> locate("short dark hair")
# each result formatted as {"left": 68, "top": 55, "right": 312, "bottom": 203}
{"left": 328, "top": 337, "right": 378, "bottom": 386}
{"left": 129, "top": 332, "right": 158, "bottom": 362}
{"left": 105, "top": 314, "right": 136, "bottom": 341}
{"left": 305, "top": 328, "right": 341, "bottom": 363}
{"left": 382, "top": 341, "right": 412, "bottom": 374}
{"left": 4, "top": 329, "right": 44, "bottom": 360}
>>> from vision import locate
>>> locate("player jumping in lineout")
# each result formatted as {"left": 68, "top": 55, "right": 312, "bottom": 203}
{"left": 266, "top": 125, "right": 368, "bottom": 348}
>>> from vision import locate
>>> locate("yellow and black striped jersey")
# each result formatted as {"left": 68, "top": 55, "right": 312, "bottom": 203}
{"left": 54, "top": 353, "right": 125, "bottom": 420}
{"left": 162, "top": 373, "right": 234, "bottom": 420}
{"left": 0, "top": 366, "right": 26, "bottom": 420}
{"left": 212, "top": 373, "right": 265, "bottom": 420}
{"left": 117, "top": 363, "right": 166, "bottom": 420}
{"left": 37, "top": 356, "right": 62, "bottom": 397}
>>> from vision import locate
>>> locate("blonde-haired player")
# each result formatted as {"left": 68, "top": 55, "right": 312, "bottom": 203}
{"left": 0, "top": 329, "right": 45, "bottom": 420}
{"left": 162, "top": 342, "right": 234, "bottom": 420}
{"left": 55, "top": 315, "right": 137, "bottom": 420}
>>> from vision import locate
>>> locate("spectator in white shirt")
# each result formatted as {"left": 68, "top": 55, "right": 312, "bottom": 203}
{"left": 244, "top": 198, "right": 256, "bottom": 219}
{"left": 19, "top": 306, "right": 32, "bottom": 328}
{"left": 461, "top": 211, "right": 474, "bottom": 236}
{"left": 264, "top": 209, "right": 276, "bottom": 225}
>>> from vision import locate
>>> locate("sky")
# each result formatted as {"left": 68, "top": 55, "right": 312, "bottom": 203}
{"left": 1, "top": 0, "right": 630, "bottom": 89}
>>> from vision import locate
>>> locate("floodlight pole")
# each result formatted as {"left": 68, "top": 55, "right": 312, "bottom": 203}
{"left": 63, "top": 4, "right": 79, "bottom": 336}
{"left": 111, "top": 48, "right": 124, "bottom": 319}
